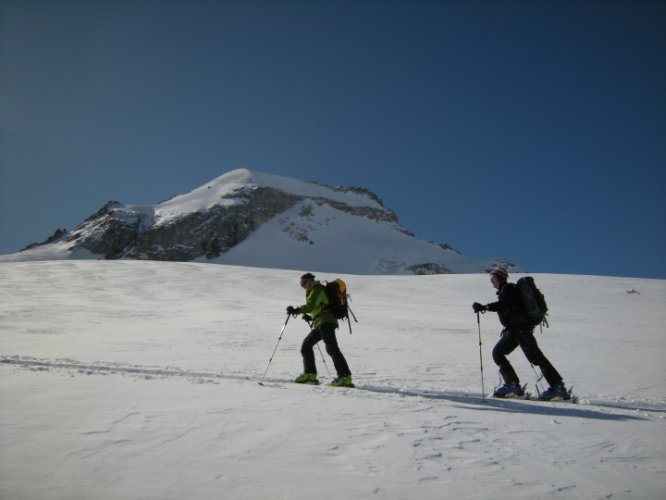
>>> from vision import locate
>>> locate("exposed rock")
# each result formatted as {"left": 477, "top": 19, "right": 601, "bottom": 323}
{"left": 406, "top": 263, "right": 453, "bottom": 275}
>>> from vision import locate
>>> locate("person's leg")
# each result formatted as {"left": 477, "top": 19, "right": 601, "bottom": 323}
{"left": 301, "top": 328, "right": 322, "bottom": 375}
{"left": 321, "top": 323, "right": 351, "bottom": 377}
{"left": 516, "top": 329, "right": 564, "bottom": 388}
{"left": 492, "top": 329, "right": 520, "bottom": 384}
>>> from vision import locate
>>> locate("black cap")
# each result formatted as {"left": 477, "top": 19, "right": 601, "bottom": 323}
{"left": 300, "top": 273, "right": 315, "bottom": 283}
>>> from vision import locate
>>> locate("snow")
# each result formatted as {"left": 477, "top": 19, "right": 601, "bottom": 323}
{"left": 154, "top": 168, "right": 385, "bottom": 226}
{"left": 206, "top": 200, "right": 483, "bottom": 274}
{"left": 1, "top": 260, "right": 664, "bottom": 500}
{"left": 0, "top": 241, "right": 105, "bottom": 262}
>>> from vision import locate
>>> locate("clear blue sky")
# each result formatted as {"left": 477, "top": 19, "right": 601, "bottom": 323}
{"left": 1, "top": 0, "right": 664, "bottom": 279}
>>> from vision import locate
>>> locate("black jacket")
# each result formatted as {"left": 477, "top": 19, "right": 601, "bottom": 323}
{"left": 486, "top": 283, "right": 530, "bottom": 329}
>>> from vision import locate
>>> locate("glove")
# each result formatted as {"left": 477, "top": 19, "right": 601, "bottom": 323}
{"left": 286, "top": 306, "right": 300, "bottom": 315}
{"left": 472, "top": 302, "right": 486, "bottom": 313}
{"left": 302, "top": 314, "right": 313, "bottom": 323}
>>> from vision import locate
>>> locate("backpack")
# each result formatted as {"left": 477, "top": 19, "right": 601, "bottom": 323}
{"left": 516, "top": 276, "right": 549, "bottom": 328}
{"left": 323, "top": 279, "right": 349, "bottom": 320}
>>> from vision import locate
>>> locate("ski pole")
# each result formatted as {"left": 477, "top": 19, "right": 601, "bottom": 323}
{"left": 476, "top": 312, "right": 486, "bottom": 399}
{"left": 259, "top": 314, "right": 291, "bottom": 385}
{"left": 316, "top": 344, "right": 331, "bottom": 377}
{"left": 530, "top": 363, "right": 545, "bottom": 396}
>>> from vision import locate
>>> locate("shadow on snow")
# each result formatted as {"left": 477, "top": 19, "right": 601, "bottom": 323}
{"left": 355, "top": 384, "right": 651, "bottom": 421}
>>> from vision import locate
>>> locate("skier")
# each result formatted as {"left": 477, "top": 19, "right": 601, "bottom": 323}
{"left": 473, "top": 267, "right": 570, "bottom": 400}
{"left": 287, "top": 273, "right": 353, "bottom": 387}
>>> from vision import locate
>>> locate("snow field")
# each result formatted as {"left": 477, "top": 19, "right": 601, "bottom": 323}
{"left": 1, "top": 260, "right": 664, "bottom": 499}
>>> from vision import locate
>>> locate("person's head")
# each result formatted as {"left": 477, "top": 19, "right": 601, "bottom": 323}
{"left": 300, "top": 272, "right": 315, "bottom": 289}
{"left": 489, "top": 267, "right": 508, "bottom": 289}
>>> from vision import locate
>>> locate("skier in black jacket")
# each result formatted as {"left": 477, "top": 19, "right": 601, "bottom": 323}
{"left": 473, "top": 267, "right": 569, "bottom": 400}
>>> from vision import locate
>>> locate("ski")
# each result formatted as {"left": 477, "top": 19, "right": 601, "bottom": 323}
{"left": 496, "top": 393, "right": 532, "bottom": 400}
{"left": 259, "top": 380, "right": 358, "bottom": 389}
{"left": 492, "top": 392, "right": 578, "bottom": 403}
{"left": 530, "top": 395, "right": 578, "bottom": 403}
{"left": 491, "top": 394, "right": 531, "bottom": 400}
{"left": 527, "top": 386, "right": 578, "bottom": 403}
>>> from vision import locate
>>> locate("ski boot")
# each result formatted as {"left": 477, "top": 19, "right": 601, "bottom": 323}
{"left": 493, "top": 381, "right": 525, "bottom": 398}
{"left": 538, "top": 384, "right": 570, "bottom": 401}
{"left": 294, "top": 373, "right": 319, "bottom": 385}
{"left": 329, "top": 374, "right": 354, "bottom": 388}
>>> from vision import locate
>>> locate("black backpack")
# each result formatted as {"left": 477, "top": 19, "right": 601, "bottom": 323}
{"left": 324, "top": 279, "right": 349, "bottom": 320}
{"left": 516, "top": 276, "right": 549, "bottom": 328}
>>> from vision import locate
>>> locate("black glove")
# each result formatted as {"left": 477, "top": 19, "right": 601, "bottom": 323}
{"left": 302, "top": 314, "right": 313, "bottom": 323}
{"left": 472, "top": 302, "right": 486, "bottom": 313}
{"left": 286, "top": 306, "right": 300, "bottom": 315}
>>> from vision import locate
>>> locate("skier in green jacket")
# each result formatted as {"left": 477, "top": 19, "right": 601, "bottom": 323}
{"left": 287, "top": 273, "right": 353, "bottom": 387}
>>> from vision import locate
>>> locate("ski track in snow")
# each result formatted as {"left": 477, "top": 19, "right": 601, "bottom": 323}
{"left": 3, "top": 355, "right": 662, "bottom": 420}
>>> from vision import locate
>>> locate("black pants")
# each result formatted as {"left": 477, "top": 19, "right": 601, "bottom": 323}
{"left": 301, "top": 323, "right": 351, "bottom": 377}
{"left": 492, "top": 327, "right": 563, "bottom": 388}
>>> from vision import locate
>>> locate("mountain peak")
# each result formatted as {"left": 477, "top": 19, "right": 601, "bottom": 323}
{"left": 153, "top": 169, "right": 386, "bottom": 227}
{"left": 1, "top": 170, "right": 517, "bottom": 274}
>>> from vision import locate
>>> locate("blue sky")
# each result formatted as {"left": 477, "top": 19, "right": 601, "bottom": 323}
{"left": 1, "top": 0, "right": 664, "bottom": 279}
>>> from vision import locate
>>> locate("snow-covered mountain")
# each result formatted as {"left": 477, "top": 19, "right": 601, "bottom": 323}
{"left": 1, "top": 169, "right": 516, "bottom": 274}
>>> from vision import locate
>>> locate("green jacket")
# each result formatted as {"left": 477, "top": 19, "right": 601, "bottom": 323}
{"left": 300, "top": 282, "right": 338, "bottom": 328}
